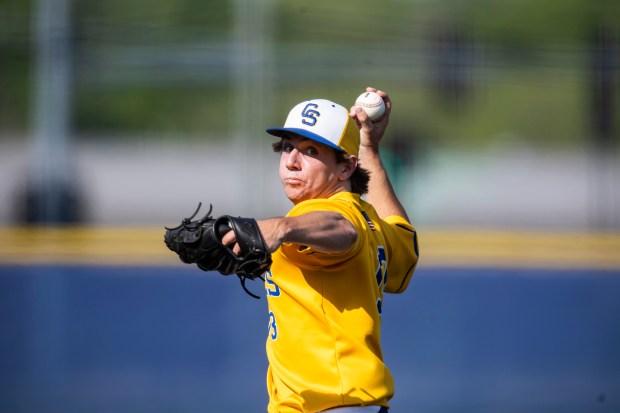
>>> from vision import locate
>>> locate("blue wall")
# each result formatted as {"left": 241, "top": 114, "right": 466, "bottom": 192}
{"left": 1, "top": 265, "right": 619, "bottom": 413}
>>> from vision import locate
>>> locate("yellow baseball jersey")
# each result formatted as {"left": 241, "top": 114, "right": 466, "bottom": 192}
{"left": 265, "top": 191, "right": 419, "bottom": 413}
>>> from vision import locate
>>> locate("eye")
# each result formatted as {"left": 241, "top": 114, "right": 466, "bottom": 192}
{"left": 304, "top": 146, "right": 319, "bottom": 156}
{"left": 282, "top": 143, "right": 294, "bottom": 153}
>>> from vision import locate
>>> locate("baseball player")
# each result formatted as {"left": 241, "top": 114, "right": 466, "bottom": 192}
{"left": 235, "top": 87, "right": 418, "bottom": 412}
{"left": 165, "top": 87, "right": 418, "bottom": 413}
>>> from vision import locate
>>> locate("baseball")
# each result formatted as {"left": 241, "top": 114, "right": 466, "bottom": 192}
{"left": 355, "top": 91, "right": 386, "bottom": 122}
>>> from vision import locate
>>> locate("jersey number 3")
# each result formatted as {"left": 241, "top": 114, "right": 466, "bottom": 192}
{"left": 268, "top": 311, "right": 278, "bottom": 340}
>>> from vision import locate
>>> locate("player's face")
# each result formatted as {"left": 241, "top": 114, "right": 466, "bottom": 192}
{"left": 279, "top": 135, "right": 351, "bottom": 204}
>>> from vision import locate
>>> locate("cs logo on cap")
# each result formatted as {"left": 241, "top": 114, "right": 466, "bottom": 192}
{"left": 301, "top": 103, "right": 320, "bottom": 126}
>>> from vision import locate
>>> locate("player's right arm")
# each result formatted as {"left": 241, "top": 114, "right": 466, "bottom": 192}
{"left": 351, "top": 87, "right": 410, "bottom": 222}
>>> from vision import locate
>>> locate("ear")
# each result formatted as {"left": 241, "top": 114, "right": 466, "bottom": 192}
{"left": 338, "top": 156, "right": 358, "bottom": 181}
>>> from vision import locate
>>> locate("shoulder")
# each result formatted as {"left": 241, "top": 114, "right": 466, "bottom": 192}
{"left": 358, "top": 198, "right": 418, "bottom": 264}
{"left": 383, "top": 215, "right": 415, "bottom": 233}
{"left": 288, "top": 193, "right": 366, "bottom": 227}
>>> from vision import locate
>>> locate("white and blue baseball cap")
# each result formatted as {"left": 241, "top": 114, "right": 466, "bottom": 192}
{"left": 266, "top": 99, "right": 360, "bottom": 156}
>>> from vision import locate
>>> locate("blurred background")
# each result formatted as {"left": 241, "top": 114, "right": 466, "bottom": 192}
{"left": 0, "top": 0, "right": 618, "bottom": 227}
{"left": 1, "top": 0, "right": 619, "bottom": 412}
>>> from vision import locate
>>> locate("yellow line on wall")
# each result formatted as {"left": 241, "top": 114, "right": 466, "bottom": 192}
{"left": 418, "top": 229, "right": 620, "bottom": 270}
{"left": 0, "top": 226, "right": 619, "bottom": 270}
{"left": 0, "top": 226, "right": 178, "bottom": 266}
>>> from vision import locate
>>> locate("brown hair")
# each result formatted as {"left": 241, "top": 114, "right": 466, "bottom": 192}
{"left": 272, "top": 139, "right": 370, "bottom": 195}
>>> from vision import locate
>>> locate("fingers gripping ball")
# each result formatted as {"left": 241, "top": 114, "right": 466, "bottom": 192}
{"left": 164, "top": 203, "right": 272, "bottom": 298}
{"left": 355, "top": 91, "right": 386, "bottom": 122}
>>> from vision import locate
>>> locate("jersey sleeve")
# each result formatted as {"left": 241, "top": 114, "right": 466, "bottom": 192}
{"left": 381, "top": 215, "right": 419, "bottom": 294}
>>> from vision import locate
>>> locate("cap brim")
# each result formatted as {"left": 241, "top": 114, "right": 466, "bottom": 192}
{"left": 266, "top": 127, "right": 344, "bottom": 152}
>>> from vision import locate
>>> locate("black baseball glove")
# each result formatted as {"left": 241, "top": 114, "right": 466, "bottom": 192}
{"left": 164, "top": 203, "right": 272, "bottom": 298}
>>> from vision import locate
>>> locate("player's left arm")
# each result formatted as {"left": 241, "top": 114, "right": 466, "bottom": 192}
{"left": 222, "top": 211, "right": 357, "bottom": 254}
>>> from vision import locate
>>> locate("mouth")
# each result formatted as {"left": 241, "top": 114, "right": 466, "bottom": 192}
{"left": 284, "top": 177, "right": 303, "bottom": 185}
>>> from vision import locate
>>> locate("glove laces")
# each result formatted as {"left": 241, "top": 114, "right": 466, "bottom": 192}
{"left": 238, "top": 274, "right": 264, "bottom": 299}
{"left": 165, "top": 202, "right": 213, "bottom": 231}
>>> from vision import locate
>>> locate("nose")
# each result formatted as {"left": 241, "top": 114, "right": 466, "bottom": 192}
{"left": 285, "top": 148, "right": 301, "bottom": 170}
